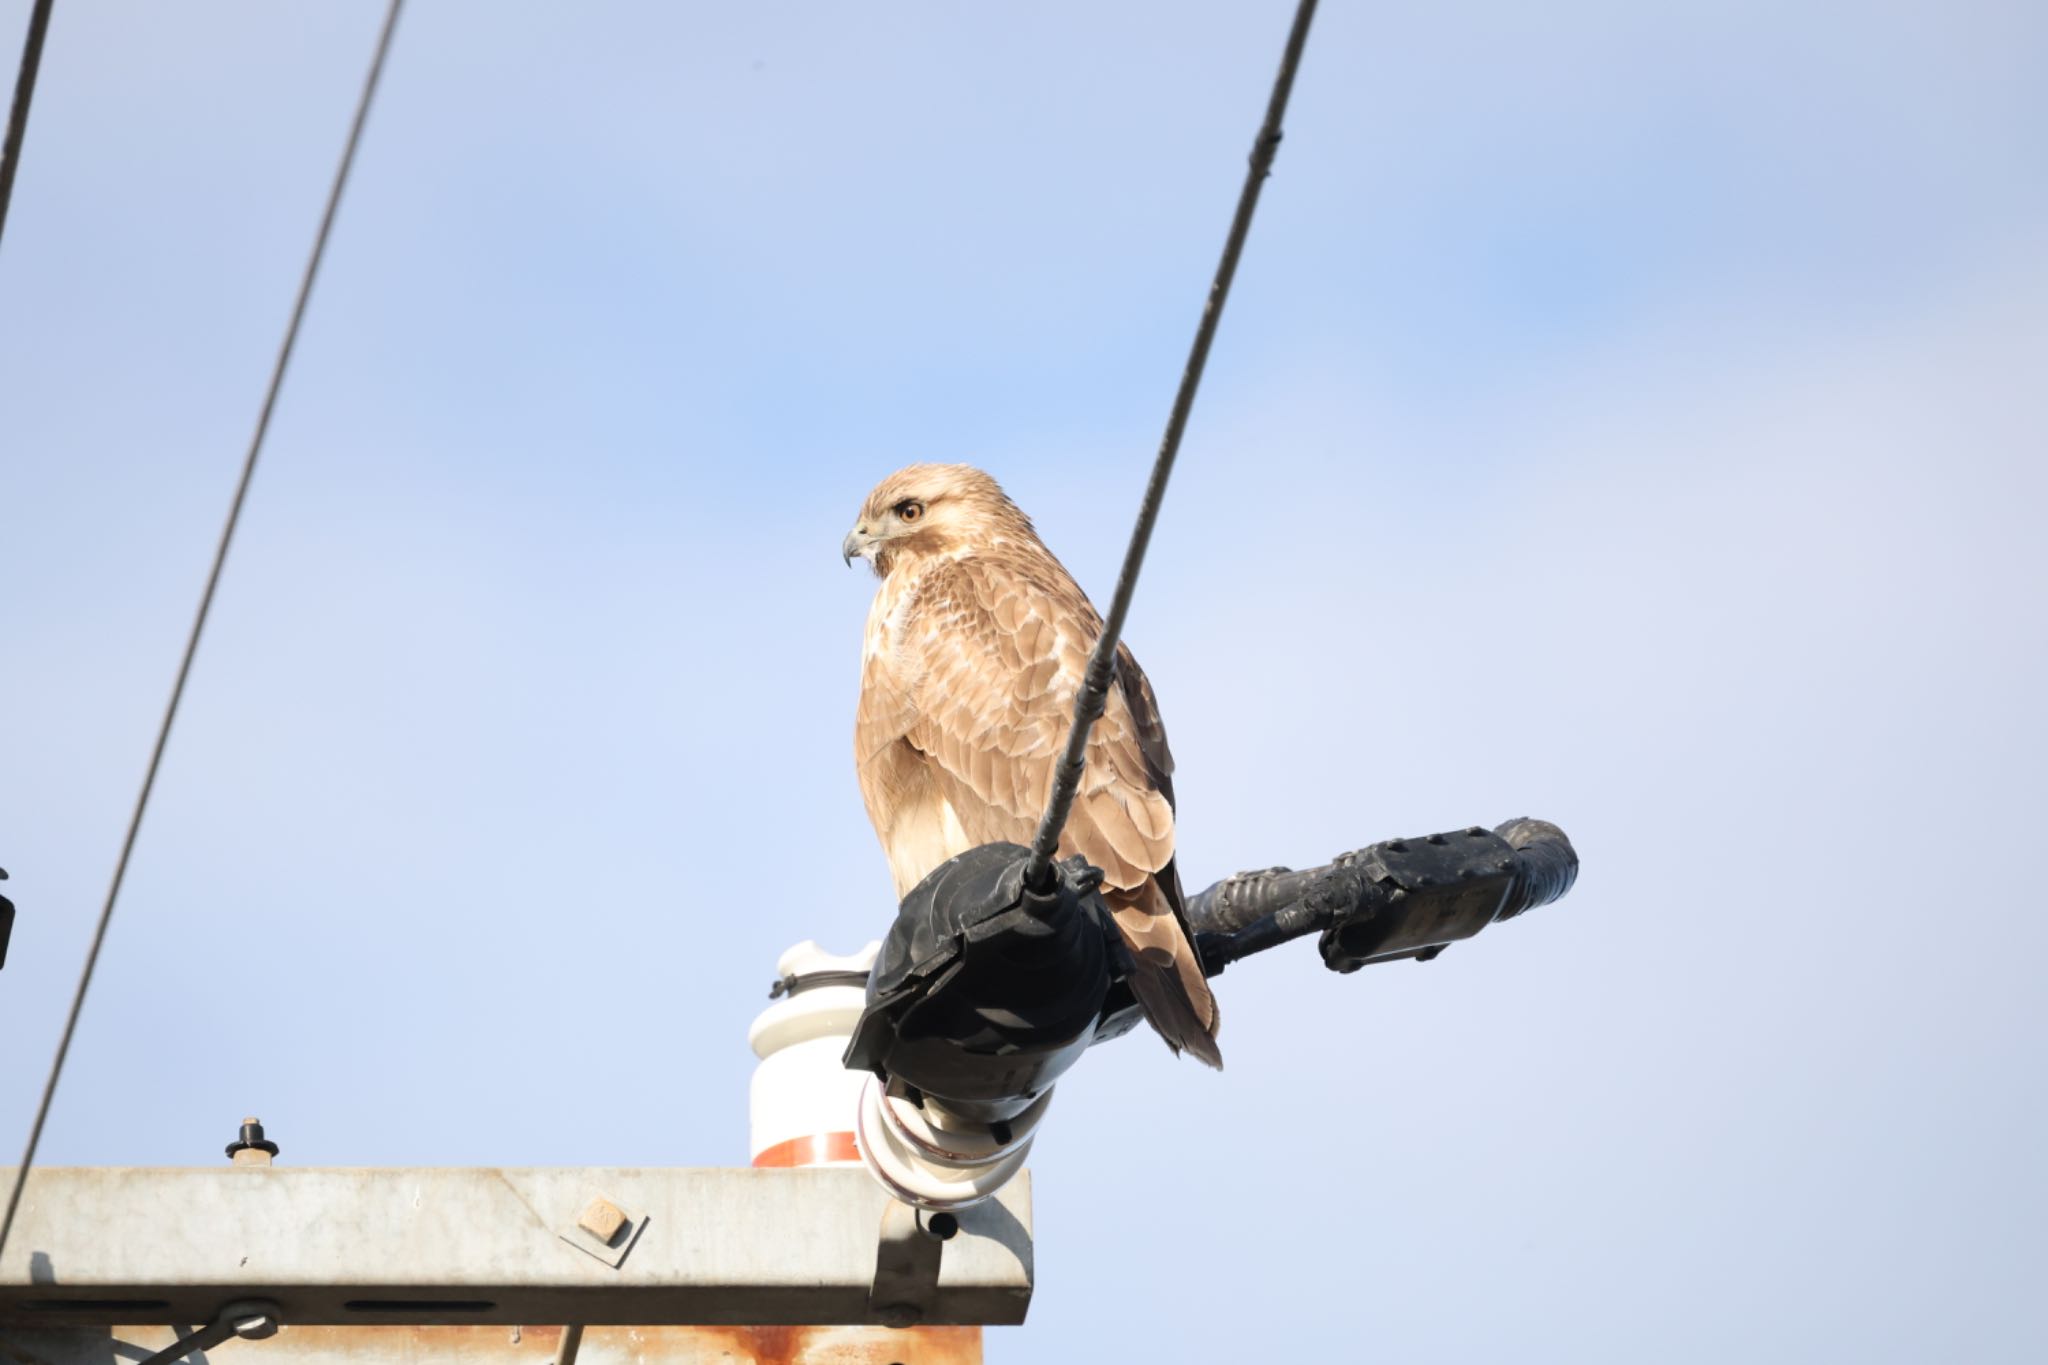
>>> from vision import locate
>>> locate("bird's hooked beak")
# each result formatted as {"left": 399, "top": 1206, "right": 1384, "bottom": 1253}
{"left": 842, "top": 524, "right": 879, "bottom": 568}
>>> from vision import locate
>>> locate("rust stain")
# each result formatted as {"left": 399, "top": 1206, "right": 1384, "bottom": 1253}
{"left": 679, "top": 1325, "right": 981, "bottom": 1364}
{"left": 85, "top": 1324, "right": 980, "bottom": 1365}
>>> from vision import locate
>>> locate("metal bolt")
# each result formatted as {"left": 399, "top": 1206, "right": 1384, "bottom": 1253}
{"left": 221, "top": 1299, "right": 283, "bottom": 1341}
{"left": 577, "top": 1196, "right": 630, "bottom": 1246}
{"left": 227, "top": 1117, "right": 279, "bottom": 1165}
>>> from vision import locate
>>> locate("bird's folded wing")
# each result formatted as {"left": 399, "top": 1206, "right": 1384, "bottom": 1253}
{"left": 897, "top": 556, "right": 1177, "bottom": 889}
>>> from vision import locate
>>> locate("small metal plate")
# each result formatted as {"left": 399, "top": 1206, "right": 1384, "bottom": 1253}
{"left": 558, "top": 1194, "right": 649, "bottom": 1270}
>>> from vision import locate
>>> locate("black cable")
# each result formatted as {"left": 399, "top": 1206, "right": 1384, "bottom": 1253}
{"left": 0, "top": 0, "right": 406, "bottom": 1259}
{"left": 1026, "top": 0, "right": 1320, "bottom": 887}
{"left": 0, "top": 0, "right": 56, "bottom": 253}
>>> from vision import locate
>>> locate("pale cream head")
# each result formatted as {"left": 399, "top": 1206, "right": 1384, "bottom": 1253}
{"left": 841, "top": 463, "right": 1037, "bottom": 577}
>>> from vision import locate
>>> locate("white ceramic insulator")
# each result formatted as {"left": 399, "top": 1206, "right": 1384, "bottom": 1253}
{"left": 854, "top": 1074, "right": 1050, "bottom": 1212}
{"left": 746, "top": 940, "right": 880, "bottom": 1168}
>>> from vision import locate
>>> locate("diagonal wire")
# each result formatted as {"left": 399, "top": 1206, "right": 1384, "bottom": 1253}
{"left": 0, "top": 0, "right": 56, "bottom": 252}
{"left": 1027, "top": 0, "right": 1320, "bottom": 886}
{"left": 0, "top": 0, "right": 406, "bottom": 1259}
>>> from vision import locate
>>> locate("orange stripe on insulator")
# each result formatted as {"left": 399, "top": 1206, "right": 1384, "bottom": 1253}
{"left": 752, "top": 1131, "right": 860, "bottom": 1168}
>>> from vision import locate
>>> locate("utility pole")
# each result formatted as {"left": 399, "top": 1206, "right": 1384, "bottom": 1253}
{"left": 0, "top": 945, "right": 1033, "bottom": 1365}
{"left": 0, "top": 815, "right": 1574, "bottom": 1365}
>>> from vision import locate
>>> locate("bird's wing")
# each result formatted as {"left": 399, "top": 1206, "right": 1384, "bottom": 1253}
{"left": 1113, "top": 642, "right": 1176, "bottom": 808}
{"left": 895, "top": 555, "right": 1174, "bottom": 885}
{"left": 896, "top": 554, "right": 1222, "bottom": 1067}
{"left": 1100, "top": 641, "right": 1219, "bottom": 1065}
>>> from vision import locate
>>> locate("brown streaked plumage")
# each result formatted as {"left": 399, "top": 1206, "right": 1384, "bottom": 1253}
{"left": 844, "top": 463, "right": 1222, "bottom": 1068}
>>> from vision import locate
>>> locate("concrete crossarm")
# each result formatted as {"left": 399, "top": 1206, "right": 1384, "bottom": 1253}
{"left": 0, "top": 1167, "right": 1032, "bottom": 1328}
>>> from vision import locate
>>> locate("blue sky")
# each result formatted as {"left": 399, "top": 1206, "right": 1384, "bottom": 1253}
{"left": 3, "top": 1, "right": 2045, "bottom": 1360}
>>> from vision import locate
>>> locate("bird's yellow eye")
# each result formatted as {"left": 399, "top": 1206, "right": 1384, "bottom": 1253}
{"left": 897, "top": 500, "right": 925, "bottom": 523}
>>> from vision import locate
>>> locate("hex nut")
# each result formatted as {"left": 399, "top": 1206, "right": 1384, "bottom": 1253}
{"left": 577, "top": 1196, "right": 629, "bottom": 1246}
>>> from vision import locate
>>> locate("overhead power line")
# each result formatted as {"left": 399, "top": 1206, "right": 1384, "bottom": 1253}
{"left": 0, "top": 0, "right": 56, "bottom": 253}
{"left": 0, "top": 0, "right": 408, "bottom": 1259}
{"left": 1026, "top": 0, "right": 1321, "bottom": 887}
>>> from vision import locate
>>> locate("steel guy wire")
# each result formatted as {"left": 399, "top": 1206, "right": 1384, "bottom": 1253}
{"left": 0, "top": 0, "right": 55, "bottom": 253}
{"left": 1026, "top": 0, "right": 1321, "bottom": 887}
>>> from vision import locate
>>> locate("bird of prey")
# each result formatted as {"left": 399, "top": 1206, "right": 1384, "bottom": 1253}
{"left": 843, "top": 464, "right": 1222, "bottom": 1068}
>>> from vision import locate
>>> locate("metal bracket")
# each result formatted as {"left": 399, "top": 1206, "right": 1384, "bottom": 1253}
{"left": 0, "top": 1166, "right": 1032, "bottom": 1327}
{"left": 867, "top": 1199, "right": 956, "bottom": 1329}
{"left": 134, "top": 1299, "right": 280, "bottom": 1365}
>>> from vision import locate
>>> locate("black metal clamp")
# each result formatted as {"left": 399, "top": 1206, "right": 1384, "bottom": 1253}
{"left": 134, "top": 1299, "right": 281, "bottom": 1365}
{"left": 1188, "top": 817, "right": 1578, "bottom": 975}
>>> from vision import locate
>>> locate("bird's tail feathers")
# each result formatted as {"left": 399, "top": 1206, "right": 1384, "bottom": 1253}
{"left": 1104, "top": 881, "right": 1223, "bottom": 1070}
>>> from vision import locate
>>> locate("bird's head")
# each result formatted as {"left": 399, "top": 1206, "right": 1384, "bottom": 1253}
{"left": 843, "top": 463, "right": 1034, "bottom": 577}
